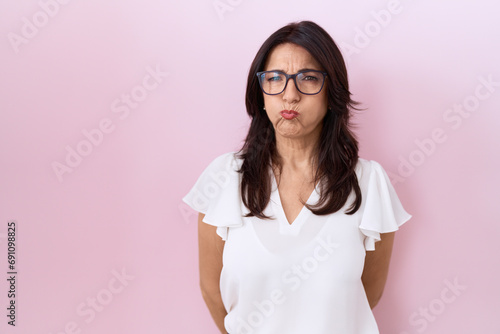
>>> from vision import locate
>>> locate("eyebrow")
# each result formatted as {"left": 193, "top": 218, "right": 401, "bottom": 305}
{"left": 266, "top": 68, "right": 321, "bottom": 73}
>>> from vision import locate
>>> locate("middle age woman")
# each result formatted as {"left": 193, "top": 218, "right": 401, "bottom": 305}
{"left": 184, "top": 20, "right": 411, "bottom": 334}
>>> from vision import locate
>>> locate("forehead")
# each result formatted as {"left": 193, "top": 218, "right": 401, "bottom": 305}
{"left": 264, "top": 43, "right": 322, "bottom": 71}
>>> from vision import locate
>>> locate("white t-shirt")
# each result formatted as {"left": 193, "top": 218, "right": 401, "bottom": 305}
{"left": 182, "top": 151, "right": 411, "bottom": 334}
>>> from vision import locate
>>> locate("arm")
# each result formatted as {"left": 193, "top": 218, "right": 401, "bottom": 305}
{"left": 198, "top": 213, "right": 227, "bottom": 334}
{"left": 361, "top": 231, "right": 396, "bottom": 309}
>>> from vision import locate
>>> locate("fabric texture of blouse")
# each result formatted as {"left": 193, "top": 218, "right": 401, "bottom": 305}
{"left": 182, "top": 151, "right": 412, "bottom": 334}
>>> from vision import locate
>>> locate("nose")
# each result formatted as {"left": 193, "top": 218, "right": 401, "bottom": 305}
{"left": 282, "top": 77, "right": 300, "bottom": 104}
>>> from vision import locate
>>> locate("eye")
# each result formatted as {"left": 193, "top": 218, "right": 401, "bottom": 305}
{"left": 300, "top": 72, "right": 320, "bottom": 81}
{"left": 266, "top": 73, "right": 283, "bottom": 82}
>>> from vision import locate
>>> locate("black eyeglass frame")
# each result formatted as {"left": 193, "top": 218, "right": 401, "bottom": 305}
{"left": 256, "top": 70, "right": 328, "bottom": 96}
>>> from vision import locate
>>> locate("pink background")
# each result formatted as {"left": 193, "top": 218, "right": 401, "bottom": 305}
{"left": 1, "top": 0, "right": 499, "bottom": 333}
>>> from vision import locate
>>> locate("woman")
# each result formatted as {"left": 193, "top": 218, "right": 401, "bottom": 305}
{"left": 183, "top": 20, "right": 411, "bottom": 334}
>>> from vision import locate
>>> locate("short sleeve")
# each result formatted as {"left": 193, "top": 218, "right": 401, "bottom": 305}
{"left": 182, "top": 152, "right": 244, "bottom": 241}
{"left": 357, "top": 159, "right": 412, "bottom": 251}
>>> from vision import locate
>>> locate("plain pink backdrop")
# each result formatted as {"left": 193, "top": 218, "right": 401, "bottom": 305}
{"left": 1, "top": 0, "right": 499, "bottom": 333}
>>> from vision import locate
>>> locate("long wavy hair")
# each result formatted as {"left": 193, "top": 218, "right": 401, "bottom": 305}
{"left": 235, "top": 20, "right": 362, "bottom": 220}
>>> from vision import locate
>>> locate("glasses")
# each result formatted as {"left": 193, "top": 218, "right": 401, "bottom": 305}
{"left": 256, "top": 70, "right": 327, "bottom": 95}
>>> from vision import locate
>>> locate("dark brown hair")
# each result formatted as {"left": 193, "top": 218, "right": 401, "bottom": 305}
{"left": 236, "top": 20, "right": 362, "bottom": 219}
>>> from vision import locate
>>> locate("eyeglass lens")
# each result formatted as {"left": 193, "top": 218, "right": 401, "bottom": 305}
{"left": 259, "top": 71, "right": 325, "bottom": 95}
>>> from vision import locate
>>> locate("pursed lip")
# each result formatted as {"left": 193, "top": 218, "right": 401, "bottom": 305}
{"left": 280, "top": 110, "right": 299, "bottom": 115}
{"left": 280, "top": 110, "right": 299, "bottom": 120}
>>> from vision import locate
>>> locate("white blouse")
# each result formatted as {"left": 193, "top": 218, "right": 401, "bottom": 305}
{"left": 183, "top": 151, "right": 411, "bottom": 334}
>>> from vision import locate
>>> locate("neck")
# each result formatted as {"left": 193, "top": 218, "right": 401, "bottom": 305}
{"left": 274, "top": 125, "right": 321, "bottom": 173}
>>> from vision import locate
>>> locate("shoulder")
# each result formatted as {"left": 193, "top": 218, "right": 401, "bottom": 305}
{"left": 192, "top": 151, "right": 242, "bottom": 193}
{"left": 354, "top": 158, "right": 397, "bottom": 197}
{"left": 207, "top": 151, "right": 241, "bottom": 169}
{"left": 183, "top": 151, "right": 246, "bottom": 238}
{"left": 197, "top": 151, "right": 241, "bottom": 176}
{"left": 355, "top": 158, "right": 386, "bottom": 181}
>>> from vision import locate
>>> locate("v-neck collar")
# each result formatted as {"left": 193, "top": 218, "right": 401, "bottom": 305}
{"left": 270, "top": 171, "right": 320, "bottom": 236}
